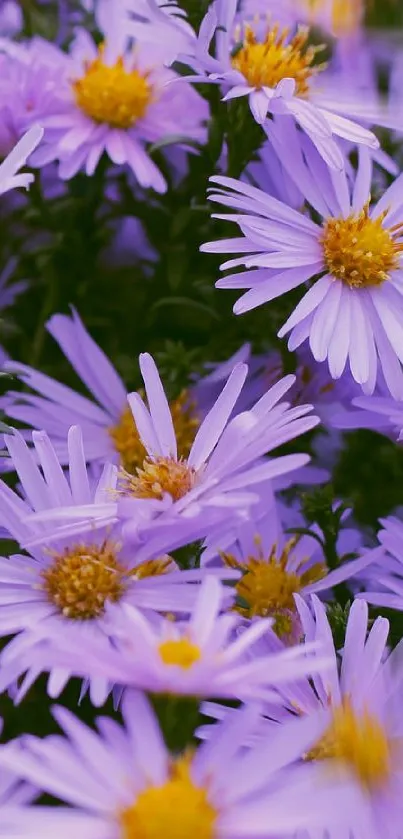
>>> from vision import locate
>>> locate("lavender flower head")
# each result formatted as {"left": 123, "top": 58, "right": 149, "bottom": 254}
{"left": 0, "top": 38, "right": 65, "bottom": 158}
{"left": 12, "top": 575, "right": 336, "bottom": 704}
{"left": 179, "top": 0, "right": 389, "bottom": 170}
{"left": 200, "top": 594, "right": 403, "bottom": 837}
{"left": 291, "top": 595, "right": 403, "bottom": 839}
{"left": 0, "top": 691, "right": 361, "bottom": 839}
{"left": 203, "top": 147, "right": 403, "bottom": 398}
{"left": 30, "top": 15, "right": 208, "bottom": 188}
{"left": 200, "top": 501, "right": 379, "bottom": 643}
{"left": 96, "top": 352, "right": 319, "bottom": 541}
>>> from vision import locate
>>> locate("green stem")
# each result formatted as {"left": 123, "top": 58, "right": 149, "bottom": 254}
{"left": 149, "top": 695, "right": 201, "bottom": 753}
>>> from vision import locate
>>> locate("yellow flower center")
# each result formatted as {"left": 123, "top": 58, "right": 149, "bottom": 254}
{"left": 231, "top": 24, "right": 325, "bottom": 95}
{"left": 123, "top": 456, "right": 196, "bottom": 501}
{"left": 158, "top": 638, "right": 202, "bottom": 669}
{"left": 41, "top": 541, "right": 128, "bottom": 620}
{"left": 41, "top": 545, "right": 175, "bottom": 620}
{"left": 321, "top": 207, "right": 403, "bottom": 288}
{"left": 72, "top": 46, "right": 152, "bottom": 129}
{"left": 306, "top": 701, "right": 392, "bottom": 790}
{"left": 109, "top": 391, "right": 199, "bottom": 475}
{"left": 305, "top": 0, "right": 364, "bottom": 36}
{"left": 222, "top": 537, "right": 325, "bottom": 633}
{"left": 120, "top": 756, "right": 217, "bottom": 839}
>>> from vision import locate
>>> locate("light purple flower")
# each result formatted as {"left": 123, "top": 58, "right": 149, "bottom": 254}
{"left": 0, "top": 125, "right": 43, "bottom": 196}
{"left": 0, "top": 38, "right": 65, "bottom": 158}
{"left": 202, "top": 594, "right": 403, "bottom": 838}
{"left": 0, "top": 691, "right": 360, "bottom": 839}
{"left": 18, "top": 351, "right": 319, "bottom": 550}
{"left": 292, "top": 595, "right": 403, "bottom": 838}
{"left": 0, "top": 426, "right": 238, "bottom": 704}
{"left": 179, "top": 0, "right": 388, "bottom": 169}
{"left": 88, "top": 352, "right": 318, "bottom": 538}
{"left": 200, "top": 501, "right": 379, "bottom": 642}
{"left": 30, "top": 19, "right": 208, "bottom": 189}
{"left": 203, "top": 147, "right": 403, "bottom": 398}
{"left": 10, "top": 575, "right": 335, "bottom": 703}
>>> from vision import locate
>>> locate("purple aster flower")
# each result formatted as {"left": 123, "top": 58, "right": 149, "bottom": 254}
{"left": 16, "top": 351, "right": 319, "bottom": 549}
{"left": 200, "top": 501, "right": 379, "bottom": 644}
{"left": 203, "top": 594, "right": 403, "bottom": 837}
{"left": 31, "top": 16, "right": 208, "bottom": 188}
{"left": 179, "top": 0, "right": 387, "bottom": 169}
{"left": 0, "top": 692, "right": 359, "bottom": 839}
{"left": 0, "top": 426, "right": 238, "bottom": 704}
{"left": 0, "top": 38, "right": 66, "bottom": 158}
{"left": 203, "top": 147, "right": 403, "bottom": 398}
{"left": 87, "top": 352, "right": 319, "bottom": 539}
{"left": 0, "top": 125, "right": 43, "bottom": 196}
{"left": 9, "top": 575, "right": 334, "bottom": 703}
{"left": 292, "top": 595, "right": 403, "bottom": 839}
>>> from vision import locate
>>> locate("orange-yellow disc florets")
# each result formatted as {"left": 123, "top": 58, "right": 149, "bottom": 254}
{"left": 231, "top": 23, "right": 325, "bottom": 95}
{"left": 306, "top": 700, "right": 392, "bottom": 790}
{"left": 41, "top": 541, "right": 128, "bottom": 619}
{"left": 73, "top": 46, "right": 152, "bottom": 128}
{"left": 120, "top": 756, "right": 217, "bottom": 839}
{"left": 223, "top": 536, "right": 325, "bottom": 638}
{"left": 109, "top": 390, "right": 199, "bottom": 475}
{"left": 123, "top": 456, "right": 196, "bottom": 502}
{"left": 321, "top": 206, "right": 403, "bottom": 288}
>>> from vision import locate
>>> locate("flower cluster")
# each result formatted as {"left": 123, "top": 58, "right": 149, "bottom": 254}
{"left": 0, "top": 2, "right": 403, "bottom": 838}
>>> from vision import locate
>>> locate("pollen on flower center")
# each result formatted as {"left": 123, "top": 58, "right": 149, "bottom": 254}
{"left": 158, "top": 638, "right": 202, "bottom": 669}
{"left": 109, "top": 391, "right": 199, "bottom": 475}
{"left": 72, "top": 46, "right": 152, "bottom": 129}
{"left": 120, "top": 756, "right": 217, "bottom": 839}
{"left": 222, "top": 537, "right": 325, "bottom": 637}
{"left": 306, "top": 701, "right": 392, "bottom": 790}
{"left": 321, "top": 207, "right": 403, "bottom": 288}
{"left": 41, "top": 541, "right": 128, "bottom": 620}
{"left": 123, "top": 456, "right": 196, "bottom": 502}
{"left": 231, "top": 23, "right": 325, "bottom": 95}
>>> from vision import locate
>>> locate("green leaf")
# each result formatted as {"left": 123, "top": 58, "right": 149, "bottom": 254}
{"left": 150, "top": 297, "right": 220, "bottom": 320}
